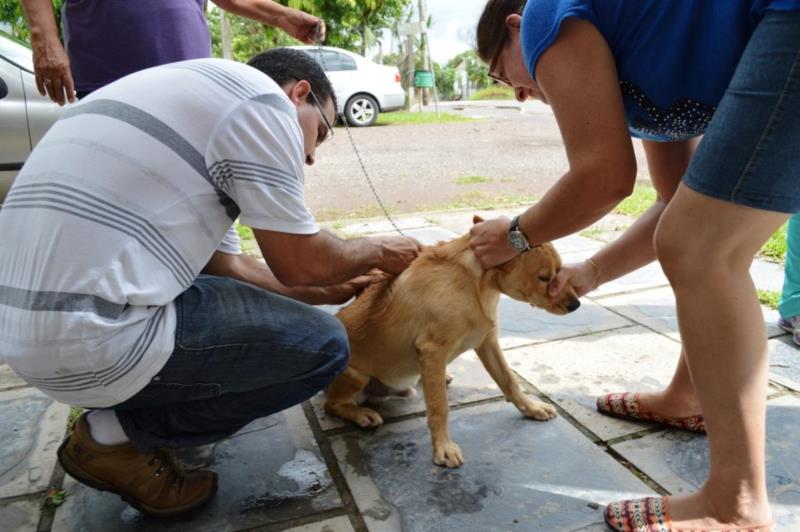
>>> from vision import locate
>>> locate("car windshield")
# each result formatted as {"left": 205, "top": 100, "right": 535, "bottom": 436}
{"left": 0, "top": 30, "right": 34, "bottom": 73}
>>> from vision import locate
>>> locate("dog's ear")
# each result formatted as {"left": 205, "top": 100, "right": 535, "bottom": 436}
{"left": 472, "top": 215, "right": 485, "bottom": 224}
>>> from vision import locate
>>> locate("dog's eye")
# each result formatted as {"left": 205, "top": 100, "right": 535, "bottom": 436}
{"left": 538, "top": 275, "right": 551, "bottom": 283}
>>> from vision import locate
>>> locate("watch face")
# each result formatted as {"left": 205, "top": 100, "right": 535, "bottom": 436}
{"left": 508, "top": 231, "right": 528, "bottom": 251}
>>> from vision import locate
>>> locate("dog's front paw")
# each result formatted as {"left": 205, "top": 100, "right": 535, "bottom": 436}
{"left": 353, "top": 407, "right": 384, "bottom": 428}
{"left": 432, "top": 440, "right": 464, "bottom": 468}
{"left": 516, "top": 397, "right": 557, "bottom": 421}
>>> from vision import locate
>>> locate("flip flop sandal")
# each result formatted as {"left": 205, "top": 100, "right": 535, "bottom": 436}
{"left": 596, "top": 392, "right": 706, "bottom": 433}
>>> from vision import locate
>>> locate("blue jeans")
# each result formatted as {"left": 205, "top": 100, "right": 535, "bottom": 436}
{"left": 113, "top": 275, "right": 349, "bottom": 452}
{"left": 683, "top": 10, "right": 800, "bottom": 214}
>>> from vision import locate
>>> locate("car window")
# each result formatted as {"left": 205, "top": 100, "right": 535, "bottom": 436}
{"left": 0, "top": 31, "right": 34, "bottom": 73}
{"left": 318, "top": 51, "right": 343, "bottom": 72}
{"left": 338, "top": 54, "right": 357, "bottom": 71}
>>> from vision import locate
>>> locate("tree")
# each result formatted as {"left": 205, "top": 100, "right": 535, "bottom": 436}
{"left": 0, "top": 0, "right": 65, "bottom": 41}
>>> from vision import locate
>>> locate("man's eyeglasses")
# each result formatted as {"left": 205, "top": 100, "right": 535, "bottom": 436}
{"left": 309, "top": 89, "right": 334, "bottom": 146}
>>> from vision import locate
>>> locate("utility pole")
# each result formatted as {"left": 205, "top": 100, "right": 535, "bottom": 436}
{"left": 405, "top": 34, "right": 415, "bottom": 109}
{"left": 417, "top": 0, "right": 430, "bottom": 105}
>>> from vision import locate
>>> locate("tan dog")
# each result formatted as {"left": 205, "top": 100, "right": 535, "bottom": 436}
{"left": 324, "top": 216, "right": 581, "bottom": 467}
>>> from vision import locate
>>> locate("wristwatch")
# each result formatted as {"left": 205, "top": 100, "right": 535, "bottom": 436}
{"left": 507, "top": 215, "right": 532, "bottom": 252}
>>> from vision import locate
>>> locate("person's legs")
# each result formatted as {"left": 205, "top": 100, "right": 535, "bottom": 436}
{"left": 59, "top": 275, "right": 349, "bottom": 515}
{"left": 654, "top": 186, "right": 786, "bottom": 527}
{"left": 113, "top": 274, "right": 349, "bottom": 451}
{"left": 606, "top": 9, "right": 800, "bottom": 530}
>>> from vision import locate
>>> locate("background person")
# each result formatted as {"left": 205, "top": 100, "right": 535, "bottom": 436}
{"left": 21, "top": 0, "right": 324, "bottom": 104}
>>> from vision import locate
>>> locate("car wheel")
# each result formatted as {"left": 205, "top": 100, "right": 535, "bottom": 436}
{"left": 345, "top": 94, "right": 379, "bottom": 127}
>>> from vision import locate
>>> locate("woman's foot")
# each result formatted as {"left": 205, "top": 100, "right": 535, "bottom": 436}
{"left": 597, "top": 390, "right": 704, "bottom": 432}
{"left": 606, "top": 488, "right": 773, "bottom": 531}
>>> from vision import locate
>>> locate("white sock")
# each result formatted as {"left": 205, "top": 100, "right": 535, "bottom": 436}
{"left": 86, "top": 409, "right": 129, "bottom": 445}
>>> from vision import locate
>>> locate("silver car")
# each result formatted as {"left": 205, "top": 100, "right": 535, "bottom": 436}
{"left": 0, "top": 31, "right": 65, "bottom": 204}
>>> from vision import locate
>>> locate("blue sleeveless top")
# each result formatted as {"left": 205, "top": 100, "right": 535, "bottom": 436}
{"left": 520, "top": 0, "right": 800, "bottom": 141}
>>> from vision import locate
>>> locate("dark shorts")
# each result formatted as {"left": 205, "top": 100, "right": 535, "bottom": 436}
{"left": 684, "top": 10, "right": 800, "bottom": 214}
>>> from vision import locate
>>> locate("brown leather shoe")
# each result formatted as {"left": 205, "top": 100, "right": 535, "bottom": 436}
{"left": 57, "top": 413, "right": 217, "bottom": 516}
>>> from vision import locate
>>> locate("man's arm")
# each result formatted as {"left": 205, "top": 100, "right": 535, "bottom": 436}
{"left": 211, "top": 0, "right": 323, "bottom": 43}
{"left": 202, "top": 251, "right": 373, "bottom": 305}
{"left": 253, "top": 228, "right": 421, "bottom": 287}
{"left": 20, "top": 0, "right": 75, "bottom": 105}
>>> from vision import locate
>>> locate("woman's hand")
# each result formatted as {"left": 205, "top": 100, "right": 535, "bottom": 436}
{"left": 549, "top": 260, "right": 599, "bottom": 298}
{"left": 469, "top": 217, "right": 520, "bottom": 269}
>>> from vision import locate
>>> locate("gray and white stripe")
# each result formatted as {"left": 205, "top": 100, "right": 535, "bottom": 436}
{"left": 5, "top": 182, "right": 196, "bottom": 286}
{"left": 15, "top": 306, "right": 165, "bottom": 392}
{"left": 0, "top": 285, "right": 127, "bottom": 319}
{"left": 209, "top": 160, "right": 303, "bottom": 197}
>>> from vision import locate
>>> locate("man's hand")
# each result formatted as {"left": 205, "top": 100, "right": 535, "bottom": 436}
{"left": 31, "top": 37, "right": 75, "bottom": 105}
{"left": 469, "top": 217, "right": 519, "bottom": 269}
{"left": 371, "top": 236, "right": 423, "bottom": 275}
{"left": 313, "top": 274, "right": 373, "bottom": 305}
{"left": 280, "top": 9, "right": 324, "bottom": 44}
{"left": 549, "top": 260, "right": 598, "bottom": 298}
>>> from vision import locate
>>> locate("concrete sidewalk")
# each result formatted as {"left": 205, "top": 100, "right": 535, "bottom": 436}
{"left": 2, "top": 209, "right": 799, "bottom": 532}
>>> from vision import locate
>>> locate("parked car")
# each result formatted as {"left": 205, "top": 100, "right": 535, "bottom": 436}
{"left": 0, "top": 31, "right": 66, "bottom": 204}
{"left": 291, "top": 45, "right": 405, "bottom": 127}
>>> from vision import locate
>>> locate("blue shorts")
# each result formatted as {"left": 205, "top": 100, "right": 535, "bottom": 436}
{"left": 684, "top": 10, "right": 800, "bottom": 214}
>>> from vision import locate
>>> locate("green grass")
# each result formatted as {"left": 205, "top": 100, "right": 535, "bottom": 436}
{"left": 67, "top": 406, "right": 84, "bottom": 428}
{"left": 236, "top": 223, "right": 255, "bottom": 242}
{"left": 469, "top": 86, "right": 515, "bottom": 101}
{"left": 454, "top": 175, "right": 494, "bottom": 185}
{"left": 614, "top": 183, "right": 657, "bottom": 217}
{"left": 759, "top": 221, "right": 788, "bottom": 263}
{"left": 757, "top": 289, "right": 781, "bottom": 310}
{"left": 376, "top": 111, "right": 473, "bottom": 125}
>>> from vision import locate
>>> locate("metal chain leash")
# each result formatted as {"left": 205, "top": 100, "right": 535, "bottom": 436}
{"left": 315, "top": 24, "right": 404, "bottom": 236}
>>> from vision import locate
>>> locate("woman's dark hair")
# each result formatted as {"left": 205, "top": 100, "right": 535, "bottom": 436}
{"left": 476, "top": 0, "right": 527, "bottom": 63}
{"left": 247, "top": 48, "right": 337, "bottom": 110}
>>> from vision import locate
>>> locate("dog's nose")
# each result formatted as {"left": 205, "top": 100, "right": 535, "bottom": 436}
{"left": 566, "top": 299, "right": 581, "bottom": 313}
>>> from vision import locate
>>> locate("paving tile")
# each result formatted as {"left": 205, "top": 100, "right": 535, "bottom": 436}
{"left": 498, "top": 295, "right": 632, "bottom": 350}
{"left": 430, "top": 209, "right": 523, "bottom": 236}
{"left": 310, "top": 351, "right": 505, "bottom": 430}
{"left": 504, "top": 327, "right": 683, "bottom": 442}
{"left": 52, "top": 406, "right": 342, "bottom": 532}
{"left": 0, "top": 497, "right": 41, "bottom": 532}
{"left": 330, "top": 401, "right": 654, "bottom": 532}
{"left": 283, "top": 515, "right": 355, "bottom": 532}
{"left": 395, "top": 227, "right": 458, "bottom": 246}
{"left": 599, "top": 286, "right": 785, "bottom": 340}
{"left": 0, "top": 387, "right": 70, "bottom": 498}
{"left": 0, "top": 364, "right": 28, "bottom": 392}
{"left": 551, "top": 234, "right": 604, "bottom": 256}
{"left": 610, "top": 395, "right": 800, "bottom": 530}
{"left": 768, "top": 336, "right": 800, "bottom": 391}
{"left": 750, "top": 259, "right": 786, "bottom": 293}
{"left": 337, "top": 218, "right": 431, "bottom": 236}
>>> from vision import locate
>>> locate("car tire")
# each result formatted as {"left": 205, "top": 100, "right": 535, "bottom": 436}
{"left": 345, "top": 94, "right": 379, "bottom": 127}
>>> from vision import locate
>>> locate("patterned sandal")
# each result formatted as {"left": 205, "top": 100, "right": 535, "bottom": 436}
{"left": 596, "top": 392, "right": 706, "bottom": 433}
{"left": 605, "top": 497, "right": 773, "bottom": 532}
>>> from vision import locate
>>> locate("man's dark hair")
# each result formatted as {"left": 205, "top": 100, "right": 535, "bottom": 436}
{"left": 476, "top": 0, "right": 527, "bottom": 63}
{"left": 248, "top": 48, "right": 337, "bottom": 111}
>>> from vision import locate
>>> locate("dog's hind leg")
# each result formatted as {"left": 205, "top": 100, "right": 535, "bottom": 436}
{"left": 416, "top": 337, "right": 464, "bottom": 468}
{"left": 475, "top": 331, "right": 557, "bottom": 421}
{"left": 324, "top": 367, "right": 384, "bottom": 428}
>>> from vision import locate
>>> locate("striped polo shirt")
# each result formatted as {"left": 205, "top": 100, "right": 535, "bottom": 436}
{"left": 0, "top": 58, "right": 318, "bottom": 408}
